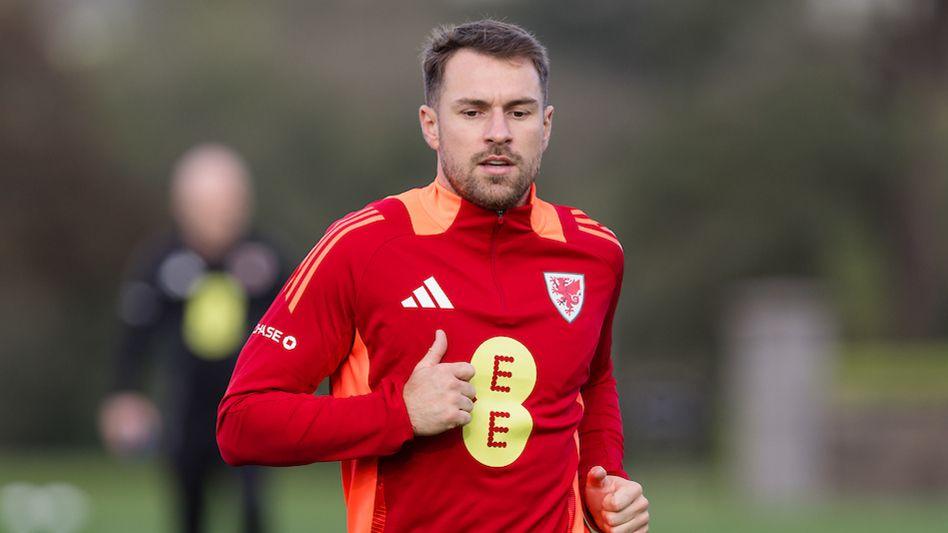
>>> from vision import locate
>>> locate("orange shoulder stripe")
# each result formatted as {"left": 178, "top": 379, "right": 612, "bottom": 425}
{"left": 287, "top": 214, "right": 384, "bottom": 312}
{"left": 286, "top": 209, "right": 377, "bottom": 295}
{"left": 285, "top": 208, "right": 379, "bottom": 299}
{"left": 287, "top": 209, "right": 376, "bottom": 295}
{"left": 328, "top": 205, "right": 379, "bottom": 233}
{"left": 577, "top": 224, "right": 623, "bottom": 250}
{"left": 574, "top": 216, "right": 599, "bottom": 226}
{"left": 572, "top": 209, "right": 621, "bottom": 248}
{"left": 576, "top": 218, "right": 618, "bottom": 238}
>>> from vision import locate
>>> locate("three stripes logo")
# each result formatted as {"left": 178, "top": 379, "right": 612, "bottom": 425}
{"left": 401, "top": 276, "right": 454, "bottom": 309}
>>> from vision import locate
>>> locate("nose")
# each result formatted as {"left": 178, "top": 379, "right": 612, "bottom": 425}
{"left": 484, "top": 109, "right": 512, "bottom": 145}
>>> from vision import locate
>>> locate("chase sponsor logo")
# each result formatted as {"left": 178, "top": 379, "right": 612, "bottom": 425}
{"left": 252, "top": 323, "right": 297, "bottom": 350}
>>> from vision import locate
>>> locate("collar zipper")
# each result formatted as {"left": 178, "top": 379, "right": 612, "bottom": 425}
{"left": 490, "top": 211, "right": 506, "bottom": 308}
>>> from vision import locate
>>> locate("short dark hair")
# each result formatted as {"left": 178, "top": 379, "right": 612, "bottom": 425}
{"left": 421, "top": 19, "right": 550, "bottom": 107}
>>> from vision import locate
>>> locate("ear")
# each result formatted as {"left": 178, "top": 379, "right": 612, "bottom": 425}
{"left": 419, "top": 105, "right": 440, "bottom": 150}
{"left": 541, "top": 105, "right": 554, "bottom": 150}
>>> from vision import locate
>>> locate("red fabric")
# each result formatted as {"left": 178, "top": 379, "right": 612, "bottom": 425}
{"left": 218, "top": 181, "right": 627, "bottom": 532}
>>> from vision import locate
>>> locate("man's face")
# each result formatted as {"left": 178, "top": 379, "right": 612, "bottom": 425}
{"left": 420, "top": 49, "right": 554, "bottom": 211}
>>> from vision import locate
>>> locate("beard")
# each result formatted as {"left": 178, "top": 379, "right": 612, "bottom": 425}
{"left": 439, "top": 143, "right": 541, "bottom": 212}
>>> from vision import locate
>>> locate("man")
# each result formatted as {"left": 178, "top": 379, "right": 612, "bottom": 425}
{"left": 101, "top": 144, "right": 284, "bottom": 533}
{"left": 217, "top": 20, "right": 649, "bottom": 533}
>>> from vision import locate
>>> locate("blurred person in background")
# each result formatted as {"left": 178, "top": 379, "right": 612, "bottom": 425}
{"left": 99, "top": 144, "right": 286, "bottom": 533}
{"left": 217, "top": 20, "right": 648, "bottom": 533}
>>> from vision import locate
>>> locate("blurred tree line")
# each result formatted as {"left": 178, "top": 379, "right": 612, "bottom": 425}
{"left": 3, "top": 0, "right": 948, "bottom": 450}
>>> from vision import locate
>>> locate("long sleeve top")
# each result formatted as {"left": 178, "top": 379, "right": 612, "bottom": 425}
{"left": 218, "top": 180, "right": 628, "bottom": 532}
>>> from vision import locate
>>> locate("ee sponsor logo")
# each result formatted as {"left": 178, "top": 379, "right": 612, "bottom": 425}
{"left": 462, "top": 336, "right": 537, "bottom": 467}
{"left": 252, "top": 323, "right": 297, "bottom": 350}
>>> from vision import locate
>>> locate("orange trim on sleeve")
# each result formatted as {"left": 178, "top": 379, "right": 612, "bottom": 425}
{"left": 287, "top": 214, "right": 385, "bottom": 312}
{"left": 331, "top": 330, "right": 381, "bottom": 533}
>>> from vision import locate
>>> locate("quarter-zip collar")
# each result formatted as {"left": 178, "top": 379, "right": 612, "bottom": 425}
{"left": 397, "top": 179, "right": 565, "bottom": 242}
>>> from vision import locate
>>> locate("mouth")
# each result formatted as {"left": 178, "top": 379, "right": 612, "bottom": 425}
{"left": 478, "top": 156, "right": 514, "bottom": 167}
{"left": 477, "top": 156, "right": 516, "bottom": 176}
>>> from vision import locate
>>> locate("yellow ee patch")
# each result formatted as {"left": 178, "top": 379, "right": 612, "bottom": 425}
{"left": 462, "top": 336, "right": 537, "bottom": 467}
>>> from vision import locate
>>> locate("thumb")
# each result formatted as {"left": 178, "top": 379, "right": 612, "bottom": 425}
{"left": 416, "top": 329, "right": 448, "bottom": 368}
{"left": 586, "top": 466, "right": 608, "bottom": 490}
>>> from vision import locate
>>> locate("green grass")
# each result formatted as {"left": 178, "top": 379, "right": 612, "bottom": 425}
{"left": 2, "top": 451, "right": 947, "bottom": 532}
{"left": 0, "top": 450, "right": 346, "bottom": 533}
{"left": 634, "top": 466, "right": 948, "bottom": 533}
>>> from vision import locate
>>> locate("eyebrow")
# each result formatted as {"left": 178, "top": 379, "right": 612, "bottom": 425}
{"left": 452, "top": 97, "right": 539, "bottom": 109}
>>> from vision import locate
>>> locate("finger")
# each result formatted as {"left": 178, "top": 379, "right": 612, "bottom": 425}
{"left": 603, "top": 502, "right": 643, "bottom": 529}
{"left": 457, "top": 395, "right": 474, "bottom": 413}
{"left": 458, "top": 381, "right": 476, "bottom": 400}
{"left": 627, "top": 510, "right": 649, "bottom": 532}
{"left": 587, "top": 466, "right": 608, "bottom": 489}
{"left": 629, "top": 494, "right": 649, "bottom": 514}
{"left": 606, "top": 482, "right": 642, "bottom": 511}
{"left": 612, "top": 509, "right": 649, "bottom": 533}
{"left": 444, "top": 361, "right": 475, "bottom": 381}
{"left": 416, "top": 329, "right": 448, "bottom": 368}
{"left": 454, "top": 410, "right": 472, "bottom": 427}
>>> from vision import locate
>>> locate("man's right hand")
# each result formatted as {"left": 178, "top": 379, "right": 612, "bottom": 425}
{"left": 403, "top": 329, "right": 476, "bottom": 436}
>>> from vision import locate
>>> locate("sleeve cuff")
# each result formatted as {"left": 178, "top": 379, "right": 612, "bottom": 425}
{"left": 380, "top": 378, "right": 415, "bottom": 452}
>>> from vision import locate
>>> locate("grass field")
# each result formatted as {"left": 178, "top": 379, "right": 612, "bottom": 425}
{"left": 2, "top": 450, "right": 947, "bottom": 532}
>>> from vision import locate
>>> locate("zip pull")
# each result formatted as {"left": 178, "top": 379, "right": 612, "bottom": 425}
{"left": 496, "top": 210, "right": 505, "bottom": 226}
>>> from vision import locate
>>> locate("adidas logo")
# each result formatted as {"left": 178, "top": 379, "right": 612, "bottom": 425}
{"left": 401, "top": 276, "right": 454, "bottom": 309}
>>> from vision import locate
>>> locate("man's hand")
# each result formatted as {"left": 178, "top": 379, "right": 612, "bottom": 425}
{"left": 403, "top": 330, "right": 476, "bottom": 436}
{"left": 584, "top": 466, "right": 649, "bottom": 533}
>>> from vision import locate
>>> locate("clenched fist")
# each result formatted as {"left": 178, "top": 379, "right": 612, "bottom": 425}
{"left": 585, "top": 466, "right": 649, "bottom": 533}
{"left": 403, "top": 330, "right": 476, "bottom": 436}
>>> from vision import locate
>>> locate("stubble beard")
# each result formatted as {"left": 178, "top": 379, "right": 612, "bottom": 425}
{"left": 439, "top": 144, "right": 541, "bottom": 212}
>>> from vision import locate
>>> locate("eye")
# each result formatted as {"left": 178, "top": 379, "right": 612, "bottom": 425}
{"left": 510, "top": 110, "right": 530, "bottom": 119}
{"left": 462, "top": 110, "right": 480, "bottom": 118}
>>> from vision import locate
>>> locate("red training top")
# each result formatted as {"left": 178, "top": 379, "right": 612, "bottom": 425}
{"left": 217, "top": 179, "right": 628, "bottom": 532}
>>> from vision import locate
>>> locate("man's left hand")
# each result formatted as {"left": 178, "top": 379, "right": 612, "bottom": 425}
{"left": 584, "top": 466, "right": 649, "bottom": 533}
